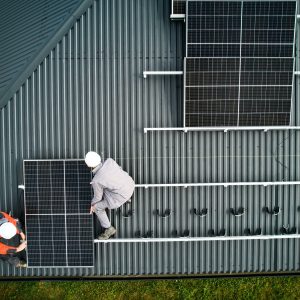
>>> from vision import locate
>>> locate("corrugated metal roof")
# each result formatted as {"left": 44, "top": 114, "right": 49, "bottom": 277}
{"left": 0, "top": 0, "right": 300, "bottom": 277}
{"left": 0, "top": 0, "right": 94, "bottom": 109}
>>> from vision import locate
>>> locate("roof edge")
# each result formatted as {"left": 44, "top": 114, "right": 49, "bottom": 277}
{"left": 0, "top": 0, "right": 95, "bottom": 110}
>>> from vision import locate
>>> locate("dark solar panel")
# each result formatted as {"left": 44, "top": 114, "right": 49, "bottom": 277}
{"left": 24, "top": 160, "right": 94, "bottom": 267}
{"left": 173, "top": 0, "right": 186, "bottom": 15}
{"left": 185, "top": 1, "right": 296, "bottom": 127}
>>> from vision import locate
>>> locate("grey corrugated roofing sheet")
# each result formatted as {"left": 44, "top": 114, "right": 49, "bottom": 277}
{"left": 0, "top": 0, "right": 300, "bottom": 278}
{"left": 0, "top": 0, "right": 94, "bottom": 109}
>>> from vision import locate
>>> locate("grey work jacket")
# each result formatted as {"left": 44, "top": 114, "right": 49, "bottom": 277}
{"left": 91, "top": 158, "right": 135, "bottom": 209}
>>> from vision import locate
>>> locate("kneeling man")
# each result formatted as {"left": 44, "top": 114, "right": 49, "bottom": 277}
{"left": 85, "top": 152, "right": 135, "bottom": 239}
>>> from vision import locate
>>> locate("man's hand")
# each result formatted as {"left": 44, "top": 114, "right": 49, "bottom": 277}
{"left": 90, "top": 206, "right": 95, "bottom": 214}
{"left": 16, "top": 241, "right": 27, "bottom": 252}
{"left": 20, "top": 232, "right": 26, "bottom": 241}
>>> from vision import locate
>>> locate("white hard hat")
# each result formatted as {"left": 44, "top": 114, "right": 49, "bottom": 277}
{"left": 0, "top": 222, "right": 17, "bottom": 239}
{"left": 85, "top": 151, "right": 101, "bottom": 168}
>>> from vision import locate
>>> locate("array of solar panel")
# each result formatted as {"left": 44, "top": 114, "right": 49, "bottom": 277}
{"left": 172, "top": 0, "right": 186, "bottom": 14}
{"left": 24, "top": 160, "right": 94, "bottom": 267}
{"left": 185, "top": 1, "right": 296, "bottom": 127}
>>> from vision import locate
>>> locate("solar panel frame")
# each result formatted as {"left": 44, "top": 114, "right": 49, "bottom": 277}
{"left": 23, "top": 159, "right": 94, "bottom": 268}
{"left": 289, "top": 0, "right": 297, "bottom": 125}
{"left": 184, "top": 0, "right": 297, "bottom": 127}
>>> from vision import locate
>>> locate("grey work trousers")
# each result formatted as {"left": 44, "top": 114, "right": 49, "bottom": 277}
{"left": 0, "top": 255, "right": 20, "bottom": 266}
{"left": 94, "top": 199, "right": 112, "bottom": 229}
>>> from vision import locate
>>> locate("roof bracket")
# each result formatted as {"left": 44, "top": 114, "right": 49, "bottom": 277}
{"left": 191, "top": 208, "right": 208, "bottom": 217}
{"left": 230, "top": 207, "right": 246, "bottom": 217}
{"left": 154, "top": 209, "right": 172, "bottom": 218}
{"left": 208, "top": 229, "right": 226, "bottom": 237}
{"left": 172, "top": 229, "right": 190, "bottom": 238}
{"left": 280, "top": 226, "right": 297, "bottom": 235}
{"left": 262, "top": 206, "right": 280, "bottom": 216}
{"left": 244, "top": 228, "right": 262, "bottom": 236}
{"left": 119, "top": 208, "right": 134, "bottom": 218}
{"left": 135, "top": 230, "right": 154, "bottom": 238}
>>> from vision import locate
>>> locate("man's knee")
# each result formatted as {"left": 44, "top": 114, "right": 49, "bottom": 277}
{"left": 95, "top": 205, "right": 106, "bottom": 213}
{"left": 7, "top": 256, "right": 20, "bottom": 266}
{"left": 94, "top": 199, "right": 109, "bottom": 211}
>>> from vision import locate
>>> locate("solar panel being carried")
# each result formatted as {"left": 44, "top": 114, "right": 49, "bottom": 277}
{"left": 24, "top": 160, "right": 94, "bottom": 268}
{"left": 184, "top": 1, "right": 296, "bottom": 127}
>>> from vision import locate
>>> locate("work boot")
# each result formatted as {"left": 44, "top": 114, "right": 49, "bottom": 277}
{"left": 16, "top": 261, "right": 27, "bottom": 268}
{"left": 98, "top": 226, "right": 116, "bottom": 240}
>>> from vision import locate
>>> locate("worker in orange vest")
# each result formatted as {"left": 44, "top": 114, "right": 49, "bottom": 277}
{"left": 0, "top": 211, "right": 27, "bottom": 267}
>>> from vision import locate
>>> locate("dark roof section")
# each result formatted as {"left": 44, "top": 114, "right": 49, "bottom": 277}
{"left": 0, "top": 0, "right": 94, "bottom": 109}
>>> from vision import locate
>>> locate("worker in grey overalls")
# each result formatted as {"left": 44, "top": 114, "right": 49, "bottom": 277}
{"left": 85, "top": 151, "right": 135, "bottom": 239}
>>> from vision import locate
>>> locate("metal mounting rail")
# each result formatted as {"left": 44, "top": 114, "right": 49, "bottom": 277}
{"left": 170, "top": 14, "right": 185, "bottom": 19}
{"left": 143, "top": 71, "right": 183, "bottom": 78}
{"left": 134, "top": 181, "right": 300, "bottom": 189}
{"left": 144, "top": 126, "right": 300, "bottom": 133}
{"left": 94, "top": 234, "right": 300, "bottom": 243}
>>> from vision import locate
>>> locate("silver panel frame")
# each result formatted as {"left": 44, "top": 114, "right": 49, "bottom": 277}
{"left": 135, "top": 181, "right": 300, "bottom": 188}
{"left": 290, "top": 1, "right": 298, "bottom": 125}
{"left": 94, "top": 234, "right": 300, "bottom": 243}
{"left": 144, "top": 126, "right": 300, "bottom": 133}
{"left": 23, "top": 159, "right": 95, "bottom": 268}
{"left": 170, "top": 0, "right": 186, "bottom": 19}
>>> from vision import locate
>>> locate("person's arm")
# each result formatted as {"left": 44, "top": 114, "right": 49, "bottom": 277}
{"left": 91, "top": 183, "right": 104, "bottom": 206}
{"left": 90, "top": 183, "right": 104, "bottom": 213}
{"left": 15, "top": 219, "right": 26, "bottom": 240}
{"left": 0, "top": 241, "right": 27, "bottom": 255}
{"left": 20, "top": 231, "right": 26, "bottom": 241}
{"left": 16, "top": 241, "right": 27, "bottom": 252}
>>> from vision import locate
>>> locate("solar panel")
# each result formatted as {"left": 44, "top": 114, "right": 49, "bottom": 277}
{"left": 172, "top": 0, "right": 186, "bottom": 15}
{"left": 24, "top": 160, "right": 94, "bottom": 267}
{"left": 184, "top": 1, "right": 296, "bottom": 127}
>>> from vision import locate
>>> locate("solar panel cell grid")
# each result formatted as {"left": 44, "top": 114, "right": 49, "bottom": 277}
{"left": 188, "top": 44, "right": 241, "bottom": 57}
{"left": 238, "top": 113, "right": 290, "bottom": 126}
{"left": 240, "top": 72, "right": 293, "bottom": 86}
{"left": 186, "top": 58, "right": 240, "bottom": 72}
{"left": 186, "top": 72, "right": 240, "bottom": 86}
{"left": 241, "top": 58, "right": 294, "bottom": 71}
{"left": 241, "top": 45, "right": 293, "bottom": 57}
{"left": 67, "top": 215, "right": 94, "bottom": 266}
{"left": 242, "top": 30, "right": 294, "bottom": 44}
{"left": 188, "top": 30, "right": 241, "bottom": 44}
{"left": 185, "top": 0, "right": 296, "bottom": 127}
{"left": 26, "top": 214, "right": 67, "bottom": 267}
{"left": 173, "top": 0, "right": 186, "bottom": 15}
{"left": 240, "top": 86, "right": 292, "bottom": 100}
{"left": 242, "top": 16, "right": 295, "bottom": 30}
{"left": 186, "top": 100, "right": 238, "bottom": 114}
{"left": 188, "top": 1, "right": 241, "bottom": 15}
{"left": 24, "top": 160, "right": 94, "bottom": 267}
{"left": 243, "top": 1, "right": 296, "bottom": 16}
{"left": 65, "top": 161, "right": 92, "bottom": 214}
{"left": 186, "top": 113, "right": 238, "bottom": 126}
{"left": 186, "top": 86, "right": 239, "bottom": 100}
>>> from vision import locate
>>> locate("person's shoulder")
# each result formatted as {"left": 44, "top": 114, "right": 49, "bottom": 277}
{"left": 103, "top": 158, "right": 121, "bottom": 170}
{"left": 0, "top": 211, "right": 8, "bottom": 219}
{"left": 103, "top": 158, "right": 117, "bottom": 165}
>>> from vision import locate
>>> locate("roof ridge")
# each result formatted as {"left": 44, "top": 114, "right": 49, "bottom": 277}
{"left": 0, "top": 0, "right": 94, "bottom": 110}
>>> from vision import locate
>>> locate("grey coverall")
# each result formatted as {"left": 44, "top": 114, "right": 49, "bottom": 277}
{"left": 91, "top": 158, "right": 135, "bottom": 228}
